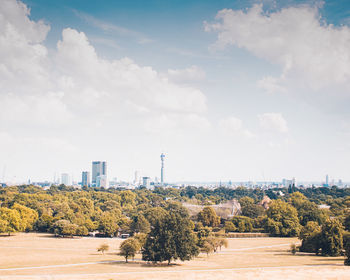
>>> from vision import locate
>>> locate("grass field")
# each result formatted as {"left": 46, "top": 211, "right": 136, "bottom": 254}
{"left": 0, "top": 233, "right": 349, "bottom": 279}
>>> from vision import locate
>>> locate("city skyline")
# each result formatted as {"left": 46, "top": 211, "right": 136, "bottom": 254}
{"left": 1, "top": 0, "right": 350, "bottom": 183}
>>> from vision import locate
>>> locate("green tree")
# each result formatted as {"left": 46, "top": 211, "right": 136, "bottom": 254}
{"left": 119, "top": 238, "right": 140, "bottom": 262}
{"left": 98, "top": 212, "right": 119, "bottom": 237}
{"left": 231, "top": 216, "right": 253, "bottom": 232}
{"left": 133, "top": 232, "right": 147, "bottom": 249}
{"left": 130, "top": 214, "right": 150, "bottom": 234}
{"left": 0, "top": 207, "right": 21, "bottom": 235}
{"left": 344, "top": 232, "right": 350, "bottom": 265}
{"left": 143, "top": 207, "right": 168, "bottom": 226}
{"left": 35, "top": 214, "right": 55, "bottom": 232}
{"left": 120, "top": 190, "right": 137, "bottom": 207}
{"left": 52, "top": 219, "right": 78, "bottom": 237}
{"left": 12, "top": 203, "right": 38, "bottom": 231}
{"left": 224, "top": 221, "right": 236, "bottom": 233}
{"left": 197, "top": 206, "right": 220, "bottom": 227}
{"left": 266, "top": 200, "right": 301, "bottom": 237}
{"left": 290, "top": 192, "right": 326, "bottom": 226}
{"left": 299, "top": 221, "right": 321, "bottom": 253}
{"left": 76, "top": 225, "right": 88, "bottom": 236}
{"left": 320, "top": 219, "right": 343, "bottom": 256}
{"left": 142, "top": 213, "right": 199, "bottom": 264}
{"left": 344, "top": 215, "right": 350, "bottom": 231}
{"left": 241, "top": 203, "right": 265, "bottom": 219}
{"left": 239, "top": 197, "right": 255, "bottom": 208}
{"left": 195, "top": 222, "right": 212, "bottom": 247}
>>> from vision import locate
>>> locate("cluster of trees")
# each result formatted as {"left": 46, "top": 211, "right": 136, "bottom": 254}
{"left": 0, "top": 203, "right": 38, "bottom": 235}
{"left": 1, "top": 184, "right": 350, "bottom": 264}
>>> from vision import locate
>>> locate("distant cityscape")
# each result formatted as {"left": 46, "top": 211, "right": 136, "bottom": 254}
{"left": 0, "top": 153, "right": 348, "bottom": 190}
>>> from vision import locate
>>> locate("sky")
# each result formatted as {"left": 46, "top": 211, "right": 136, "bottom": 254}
{"left": 1, "top": 0, "right": 350, "bottom": 184}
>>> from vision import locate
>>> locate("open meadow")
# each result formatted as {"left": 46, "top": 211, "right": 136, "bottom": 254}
{"left": 0, "top": 233, "right": 349, "bottom": 280}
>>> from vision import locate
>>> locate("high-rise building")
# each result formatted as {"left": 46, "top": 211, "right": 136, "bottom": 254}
{"left": 82, "top": 171, "right": 90, "bottom": 187}
{"left": 61, "top": 173, "right": 70, "bottom": 186}
{"left": 143, "top": 177, "right": 151, "bottom": 188}
{"left": 96, "top": 175, "right": 107, "bottom": 188}
{"left": 92, "top": 161, "right": 107, "bottom": 186}
{"left": 326, "top": 174, "right": 329, "bottom": 186}
{"left": 134, "top": 170, "right": 139, "bottom": 185}
{"left": 160, "top": 153, "right": 165, "bottom": 185}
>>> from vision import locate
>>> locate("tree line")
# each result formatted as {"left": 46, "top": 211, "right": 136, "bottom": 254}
{"left": 0, "top": 185, "right": 350, "bottom": 264}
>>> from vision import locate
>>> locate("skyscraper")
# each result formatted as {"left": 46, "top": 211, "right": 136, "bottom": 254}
{"left": 326, "top": 174, "right": 329, "bottom": 186}
{"left": 92, "top": 161, "right": 107, "bottom": 187}
{"left": 61, "top": 173, "right": 70, "bottom": 186}
{"left": 143, "top": 176, "right": 151, "bottom": 188}
{"left": 96, "top": 175, "right": 107, "bottom": 188}
{"left": 160, "top": 153, "right": 165, "bottom": 185}
{"left": 134, "top": 170, "right": 139, "bottom": 185}
{"left": 82, "top": 171, "right": 90, "bottom": 187}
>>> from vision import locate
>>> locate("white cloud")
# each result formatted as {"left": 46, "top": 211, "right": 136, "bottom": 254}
{"left": 74, "top": 10, "right": 153, "bottom": 44}
{"left": 0, "top": 1, "right": 208, "bottom": 133}
{"left": 258, "top": 113, "right": 288, "bottom": 133}
{"left": 167, "top": 65, "right": 206, "bottom": 83}
{"left": 219, "top": 117, "right": 255, "bottom": 138}
{"left": 55, "top": 28, "right": 207, "bottom": 115}
{"left": 0, "top": 0, "right": 50, "bottom": 95}
{"left": 0, "top": 0, "right": 212, "bottom": 181}
{"left": 257, "top": 76, "right": 287, "bottom": 94}
{"left": 205, "top": 4, "right": 350, "bottom": 92}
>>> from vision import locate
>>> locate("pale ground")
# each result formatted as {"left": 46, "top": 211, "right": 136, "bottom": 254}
{"left": 0, "top": 233, "right": 349, "bottom": 279}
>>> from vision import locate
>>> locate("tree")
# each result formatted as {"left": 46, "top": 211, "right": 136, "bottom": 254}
{"left": 52, "top": 220, "right": 78, "bottom": 237}
{"left": 12, "top": 203, "right": 38, "bottom": 231}
{"left": 218, "top": 238, "right": 228, "bottom": 251}
{"left": 97, "top": 243, "right": 109, "bottom": 255}
{"left": 239, "top": 197, "right": 255, "bottom": 208}
{"left": 299, "top": 221, "right": 321, "bottom": 253}
{"left": 142, "top": 213, "right": 199, "bottom": 264}
{"left": 119, "top": 238, "right": 140, "bottom": 262}
{"left": 290, "top": 192, "right": 326, "bottom": 226}
{"left": 197, "top": 206, "right": 220, "bottom": 227}
{"left": 76, "top": 225, "right": 88, "bottom": 236}
{"left": 290, "top": 243, "right": 297, "bottom": 255}
{"left": 224, "top": 221, "right": 236, "bottom": 233}
{"left": 195, "top": 223, "right": 212, "bottom": 247}
{"left": 344, "top": 215, "right": 350, "bottom": 231}
{"left": 35, "top": 214, "right": 54, "bottom": 232}
{"left": 266, "top": 200, "right": 301, "bottom": 237}
{"left": 97, "top": 212, "right": 119, "bottom": 237}
{"left": 143, "top": 207, "right": 168, "bottom": 227}
{"left": 165, "top": 201, "right": 189, "bottom": 218}
{"left": 231, "top": 216, "right": 253, "bottom": 232}
{"left": 133, "top": 232, "right": 147, "bottom": 249}
{"left": 200, "top": 240, "right": 214, "bottom": 257}
{"left": 120, "top": 190, "right": 137, "bottom": 207}
{"left": 241, "top": 204, "right": 264, "bottom": 219}
{"left": 130, "top": 214, "right": 150, "bottom": 234}
{"left": 320, "top": 219, "right": 343, "bottom": 256}
{"left": 344, "top": 232, "right": 350, "bottom": 265}
{"left": 0, "top": 207, "right": 21, "bottom": 235}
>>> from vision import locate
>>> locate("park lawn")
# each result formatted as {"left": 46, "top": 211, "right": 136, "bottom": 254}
{"left": 0, "top": 232, "right": 349, "bottom": 279}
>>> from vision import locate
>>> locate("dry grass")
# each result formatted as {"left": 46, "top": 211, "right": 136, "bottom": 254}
{"left": 0, "top": 233, "right": 349, "bottom": 279}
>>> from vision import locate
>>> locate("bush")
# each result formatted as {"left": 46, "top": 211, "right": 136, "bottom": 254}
{"left": 97, "top": 243, "right": 109, "bottom": 255}
{"left": 224, "top": 221, "right": 236, "bottom": 233}
{"left": 231, "top": 216, "right": 253, "bottom": 232}
{"left": 290, "top": 243, "right": 297, "bottom": 255}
